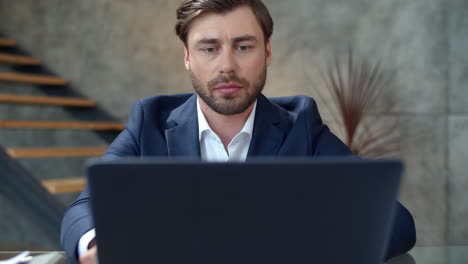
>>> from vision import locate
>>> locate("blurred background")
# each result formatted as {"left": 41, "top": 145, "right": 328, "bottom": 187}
{"left": 0, "top": 0, "right": 467, "bottom": 252}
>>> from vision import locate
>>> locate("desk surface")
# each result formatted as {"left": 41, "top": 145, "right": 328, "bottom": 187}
{"left": 1, "top": 246, "right": 467, "bottom": 263}
{"left": 389, "top": 246, "right": 468, "bottom": 264}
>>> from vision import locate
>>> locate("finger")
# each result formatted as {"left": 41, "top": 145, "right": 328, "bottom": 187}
{"left": 79, "top": 246, "right": 98, "bottom": 264}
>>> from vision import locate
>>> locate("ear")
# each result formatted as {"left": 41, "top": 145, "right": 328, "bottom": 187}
{"left": 265, "top": 39, "right": 272, "bottom": 67}
{"left": 184, "top": 45, "right": 190, "bottom": 70}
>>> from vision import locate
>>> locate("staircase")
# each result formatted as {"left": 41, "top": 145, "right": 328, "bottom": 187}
{"left": 0, "top": 36, "right": 124, "bottom": 247}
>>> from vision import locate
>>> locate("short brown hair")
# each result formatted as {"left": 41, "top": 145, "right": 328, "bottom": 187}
{"left": 175, "top": 0, "right": 274, "bottom": 46}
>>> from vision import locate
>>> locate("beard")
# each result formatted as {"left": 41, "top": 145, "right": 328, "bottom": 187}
{"left": 190, "top": 65, "right": 267, "bottom": 115}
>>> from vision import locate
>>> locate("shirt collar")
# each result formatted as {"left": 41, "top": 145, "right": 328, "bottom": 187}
{"left": 197, "top": 98, "right": 257, "bottom": 141}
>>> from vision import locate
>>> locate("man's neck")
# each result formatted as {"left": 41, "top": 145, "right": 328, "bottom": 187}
{"left": 198, "top": 98, "right": 255, "bottom": 149}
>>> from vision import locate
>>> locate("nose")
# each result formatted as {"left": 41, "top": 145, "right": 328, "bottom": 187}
{"left": 218, "top": 49, "right": 236, "bottom": 75}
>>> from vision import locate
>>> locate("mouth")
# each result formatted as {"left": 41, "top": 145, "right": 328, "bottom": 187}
{"left": 214, "top": 83, "right": 243, "bottom": 95}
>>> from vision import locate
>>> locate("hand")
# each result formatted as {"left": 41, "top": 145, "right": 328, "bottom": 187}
{"left": 79, "top": 245, "right": 98, "bottom": 264}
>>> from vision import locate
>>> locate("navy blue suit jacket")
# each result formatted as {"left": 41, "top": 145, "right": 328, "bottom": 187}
{"left": 61, "top": 93, "right": 416, "bottom": 260}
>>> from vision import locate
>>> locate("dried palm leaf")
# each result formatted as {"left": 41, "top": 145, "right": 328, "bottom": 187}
{"left": 315, "top": 47, "right": 400, "bottom": 158}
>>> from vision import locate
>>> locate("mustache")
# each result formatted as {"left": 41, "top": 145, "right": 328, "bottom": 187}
{"left": 207, "top": 74, "right": 249, "bottom": 89}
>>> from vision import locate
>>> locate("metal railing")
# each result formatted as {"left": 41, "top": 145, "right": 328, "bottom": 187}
{"left": 0, "top": 146, "right": 65, "bottom": 249}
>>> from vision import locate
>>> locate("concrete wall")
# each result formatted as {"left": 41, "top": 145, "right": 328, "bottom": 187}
{"left": 0, "top": 0, "right": 467, "bottom": 248}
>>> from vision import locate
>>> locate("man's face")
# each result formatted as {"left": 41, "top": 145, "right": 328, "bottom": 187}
{"left": 184, "top": 5, "right": 272, "bottom": 115}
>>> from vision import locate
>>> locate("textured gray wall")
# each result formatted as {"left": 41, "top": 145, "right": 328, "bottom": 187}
{"left": 0, "top": 0, "right": 467, "bottom": 249}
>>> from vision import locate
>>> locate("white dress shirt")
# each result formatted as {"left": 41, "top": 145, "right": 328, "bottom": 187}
{"left": 78, "top": 98, "right": 257, "bottom": 256}
{"left": 198, "top": 98, "right": 256, "bottom": 161}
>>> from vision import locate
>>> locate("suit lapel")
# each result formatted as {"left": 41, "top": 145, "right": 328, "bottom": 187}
{"left": 164, "top": 93, "right": 288, "bottom": 159}
{"left": 165, "top": 94, "right": 201, "bottom": 159}
{"left": 247, "top": 94, "right": 287, "bottom": 159}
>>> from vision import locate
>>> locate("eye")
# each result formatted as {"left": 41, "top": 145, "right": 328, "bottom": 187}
{"left": 237, "top": 45, "right": 252, "bottom": 52}
{"left": 201, "top": 46, "right": 218, "bottom": 54}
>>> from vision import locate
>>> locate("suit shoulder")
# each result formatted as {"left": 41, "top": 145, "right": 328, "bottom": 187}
{"left": 127, "top": 93, "right": 195, "bottom": 129}
{"left": 268, "top": 95, "right": 319, "bottom": 116}
{"left": 138, "top": 93, "right": 194, "bottom": 111}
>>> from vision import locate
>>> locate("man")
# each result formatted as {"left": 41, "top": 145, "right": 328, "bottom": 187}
{"left": 61, "top": 0, "right": 416, "bottom": 263}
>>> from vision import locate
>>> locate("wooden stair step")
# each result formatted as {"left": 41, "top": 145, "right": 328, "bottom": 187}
{"left": 6, "top": 147, "right": 107, "bottom": 158}
{"left": 0, "top": 72, "right": 67, "bottom": 86}
{"left": 0, "top": 38, "right": 16, "bottom": 47}
{"left": 0, "top": 53, "right": 41, "bottom": 66}
{"left": 41, "top": 177, "right": 87, "bottom": 194}
{"left": 0, "top": 120, "right": 124, "bottom": 130}
{"left": 0, "top": 93, "right": 96, "bottom": 107}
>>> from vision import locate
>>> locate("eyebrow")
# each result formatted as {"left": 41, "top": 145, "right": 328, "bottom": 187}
{"left": 232, "top": 35, "right": 258, "bottom": 43}
{"left": 195, "top": 35, "right": 258, "bottom": 46}
{"left": 196, "top": 38, "right": 219, "bottom": 45}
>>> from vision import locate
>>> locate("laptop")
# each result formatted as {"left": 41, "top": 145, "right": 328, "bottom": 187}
{"left": 87, "top": 158, "right": 402, "bottom": 264}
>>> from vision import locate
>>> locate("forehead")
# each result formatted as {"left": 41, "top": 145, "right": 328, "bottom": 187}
{"left": 187, "top": 5, "right": 264, "bottom": 44}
